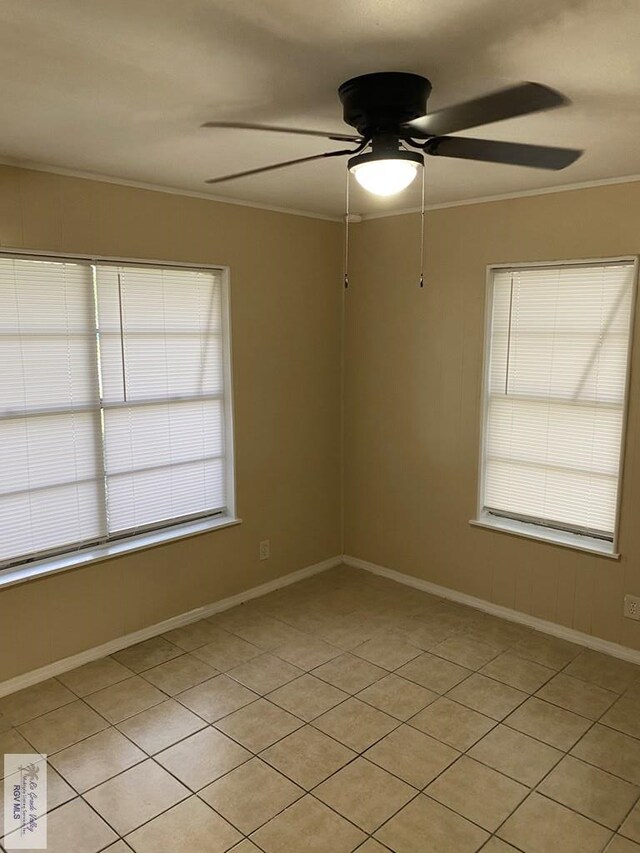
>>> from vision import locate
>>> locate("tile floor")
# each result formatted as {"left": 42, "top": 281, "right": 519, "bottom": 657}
{"left": 1, "top": 565, "right": 639, "bottom": 852}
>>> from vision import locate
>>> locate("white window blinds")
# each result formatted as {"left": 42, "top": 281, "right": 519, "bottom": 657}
{"left": 0, "top": 259, "right": 105, "bottom": 563}
{"left": 482, "top": 261, "right": 635, "bottom": 539}
{"left": 0, "top": 255, "right": 230, "bottom": 568}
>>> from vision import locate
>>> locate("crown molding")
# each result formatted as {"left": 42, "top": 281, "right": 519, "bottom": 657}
{"left": 359, "top": 173, "right": 640, "bottom": 221}
{"left": 2, "top": 157, "right": 640, "bottom": 232}
{"left": 0, "top": 156, "right": 342, "bottom": 223}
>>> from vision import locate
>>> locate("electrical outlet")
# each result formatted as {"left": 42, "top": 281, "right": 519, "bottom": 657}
{"left": 259, "top": 539, "right": 270, "bottom": 561}
{"left": 624, "top": 594, "right": 640, "bottom": 621}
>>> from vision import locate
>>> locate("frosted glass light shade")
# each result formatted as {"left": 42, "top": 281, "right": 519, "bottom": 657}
{"left": 351, "top": 158, "right": 419, "bottom": 196}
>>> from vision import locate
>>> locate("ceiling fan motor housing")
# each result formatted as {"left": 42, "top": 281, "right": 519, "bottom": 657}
{"left": 338, "top": 72, "right": 432, "bottom": 136}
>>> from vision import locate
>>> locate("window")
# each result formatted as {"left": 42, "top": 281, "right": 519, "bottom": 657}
{"left": 477, "top": 259, "right": 636, "bottom": 554}
{"left": 0, "top": 253, "right": 234, "bottom": 571}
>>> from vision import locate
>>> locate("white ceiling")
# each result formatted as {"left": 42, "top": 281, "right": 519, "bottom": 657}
{"left": 1, "top": 0, "right": 639, "bottom": 218}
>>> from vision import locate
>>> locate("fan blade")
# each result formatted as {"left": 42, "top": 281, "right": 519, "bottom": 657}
{"left": 205, "top": 150, "right": 350, "bottom": 184}
{"left": 405, "top": 82, "right": 569, "bottom": 138}
{"left": 425, "top": 136, "right": 582, "bottom": 170}
{"left": 202, "top": 121, "right": 361, "bottom": 142}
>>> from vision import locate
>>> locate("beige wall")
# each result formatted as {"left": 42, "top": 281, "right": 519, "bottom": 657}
{"left": 0, "top": 165, "right": 342, "bottom": 681}
{"left": 345, "top": 180, "right": 640, "bottom": 652}
{"left": 3, "top": 165, "right": 640, "bottom": 685}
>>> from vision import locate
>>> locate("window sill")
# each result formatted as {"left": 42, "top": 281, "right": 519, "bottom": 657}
{"left": 0, "top": 515, "right": 243, "bottom": 590}
{"left": 469, "top": 514, "right": 619, "bottom": 559}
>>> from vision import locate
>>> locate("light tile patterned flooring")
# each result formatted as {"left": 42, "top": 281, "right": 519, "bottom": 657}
{"left": 1, "top": 565, "right": 640, "bottom": 852}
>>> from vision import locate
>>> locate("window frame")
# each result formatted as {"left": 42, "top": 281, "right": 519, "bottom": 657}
{"left": 0, "top": 248, "right": 238, "bottom": 588}
{"left": 473, "top": 255, "right": 638, "bottom": 558}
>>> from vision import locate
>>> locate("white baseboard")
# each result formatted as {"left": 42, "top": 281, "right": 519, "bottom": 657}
{"left": 344, "top": 554, "right": 640, "bottom": 666}
{"left": 0, "top": 555, "right": 341, "bottom": 699}
{"left": 4, "top": 551, "right": 638, "bottom": 699}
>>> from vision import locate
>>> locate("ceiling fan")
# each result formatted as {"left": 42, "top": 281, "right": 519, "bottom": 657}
{"left": 202, "top": 72, "right": 583, "bottom": 196}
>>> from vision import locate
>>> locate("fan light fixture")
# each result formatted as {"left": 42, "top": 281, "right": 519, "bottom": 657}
{"left": 351, "top": 159, "right": 418, "bottom": 196}
{"left": 348, "top": 149, "right": 423, "bottom": 196}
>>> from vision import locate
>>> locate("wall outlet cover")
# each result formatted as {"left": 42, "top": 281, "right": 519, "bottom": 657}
{"left": 259, "top": 540, "right": 270, "bottom": 561}
{"left": 623, "top": 594, "right": 640, "bottom": 621}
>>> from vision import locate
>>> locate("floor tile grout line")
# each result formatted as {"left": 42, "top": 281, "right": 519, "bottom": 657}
{"left": 308, "top": 655, "right": 391, "bottom": 695}
{"left": 616, "top": 788, "right": 640, "bottom": 838}
{"left": 352, "top": 628, "right": 568, "bottom": 731}
{"left": 2, "top": 732, "right": 132, "bottom": 843}
{"left": 110, "top": 750, "right": 287, "bottom": 850}
{"left": 8, "top": 706, "right": 633, "bottom": 808}
{"left": 81, "top": 772, "right": 192, "bottom": 844}
{"left": 307, "top": 705, "right": 404, "bottom": 751}
{"left": 0, "top": 692, "right": 76, "bottom": 729}
{"left": 80, "top": 743, "right": 254, "bottom": 844}
{"left": 433, "top": 755, "right": 563, "bottom": 846}
{"left": 356, "top": 633, "right": 640, "bottom": 845}
{"left": 14, "top": 694, "right": 129, "bottom": 757}
{"left": 54, "top": 673, "right": 405, "bottom": 845}
{"left": 34, "top": 684, "right": 271, "bottom": 803}
{"left": 194, "top": 767, "right": 308, "bottom": 840}
{"left": 263, "top": 681, "right": 362, "bottom": 725}
{"left": 57, "top": 681, "right": 210, "bottom": 839}
{"left": 336, "top": 651, "right": 525, "bottom": 841}
{"left": 174, "top": 616, "right": 631, "bottom": 748}
{"left": 10, "top": 648, "right": 640, "bottom": 804}
{"left": 534, "top": 786, "right": 640, "bottom": 836}
{"left": 400, "top": 706, "right": 640, "bottom": 844}
{"left": 246, "top": 787, "right": 422, "bottom": 851}
{"left": 372, "top": 789, "right": 491, "bottom": 847}
{"left": 3, "top": 568, "right": 640, "bottom": 852}
{"left": 350, "top": 681, "right": 441, "bottom": 723}
{"left": 55, "top": 651, "right": 149, "bottom": 695}
{"left": 120, "top": 688, "right": 632, "bottom": 844}
{"left": 32, "top": 621, "right": 640, "bottom": 713}
{"left": 189, "top": 677, "right": 437, "bottom": 843}
{"left": 479, "top": 833, "right": 528, "bottom": 853}
{"left": 447, "top": 689, "right": 638, "bottom": 793}
{"left": 426, "top": 640, "right": 511, "bottom": 672}
{"left": 547, "top": 650, "right": 640, "bottom": 788}
{"left": 530, "top": 727, "right": 628, "bottom": 825}
{"left": 487, "top": 788, "right": 614, "bottom": 852}
{"left": 365, "top": 715, "right": 517, "bottom": 840}
{"left": 499, "top": 684, "right": 640, "bottom": 753}
{"left": 132, "top": 753, "right": 256, "bottom": 840}
{"left": 171, "top": 738, "right": 626, "bottom": 845}
{"left": 476, "top": 648, "right": 640, "bottom": 851}
{"left": 0, "top": 600, "right": 490, "bottom": 844}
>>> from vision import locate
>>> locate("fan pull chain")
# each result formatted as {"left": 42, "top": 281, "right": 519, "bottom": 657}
{"left": 344, "top": 167, "right": 351, "bottom": 289}
{"left": 419, "top": 160, "right": 426, "bottom": 288}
